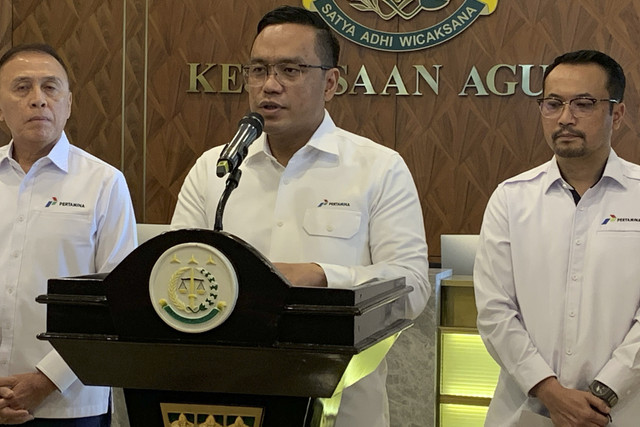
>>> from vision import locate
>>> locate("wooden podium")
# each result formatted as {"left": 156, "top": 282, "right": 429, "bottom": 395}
{"left": 37, "top": 229, "right": 412, "bottom": 427}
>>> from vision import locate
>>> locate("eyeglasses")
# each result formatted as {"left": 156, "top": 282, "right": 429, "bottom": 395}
{"left": 537, "top": 97, "right": 619, "bottom": 119}
{"left": 242, "top": 63, "right": 333, "bottom": 87}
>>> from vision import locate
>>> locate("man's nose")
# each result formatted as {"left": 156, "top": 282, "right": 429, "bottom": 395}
{"left": 558, "top": 102, "right": 576, "bottom": 125}
{"left": 29, "top": 87, "right": 47, "bottom": 108}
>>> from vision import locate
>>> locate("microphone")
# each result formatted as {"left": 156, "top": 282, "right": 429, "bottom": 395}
{"left": 216, "top": 112, "right": 264, "bottom": 177}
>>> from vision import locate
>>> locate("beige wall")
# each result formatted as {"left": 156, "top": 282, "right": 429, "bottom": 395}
{"left": 2, "top": 0, "right": 640, "bottom": 262}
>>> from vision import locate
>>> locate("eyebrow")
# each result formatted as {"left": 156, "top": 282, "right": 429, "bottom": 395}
{"left": 249, "top": 57, "right": 306, "bottom": 65}
{"left": 546, "top": 92, "right": 596, "bottom": 99}
{"left": 11, "top": 75, "right": 65, "bottom": 86}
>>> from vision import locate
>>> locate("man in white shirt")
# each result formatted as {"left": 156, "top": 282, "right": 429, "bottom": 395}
{"left": 171, "top": 6, "right": 430, "bottom": 427}
{"left": 0, "top": 44, "right": 137, "bottom": 425}
{"left": 474, "top": 50, "right": 640, "bottom": 426}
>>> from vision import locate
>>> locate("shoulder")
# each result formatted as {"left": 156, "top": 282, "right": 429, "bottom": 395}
{"left": 329, "top": 126, "right": 405, "bottom": 169}
{"left": 67, "top": 145, "right": 125, "bottom": 181}
{"left": 618, "top": 156, "right": 640, "bottom": 182}
{"left": 498, "top": 161, "right": 550, "bottom": 190}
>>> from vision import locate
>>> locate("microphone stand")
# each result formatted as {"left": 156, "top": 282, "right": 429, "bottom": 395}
{"left": 214, "top": 148, "right": 246, "bottom": 231}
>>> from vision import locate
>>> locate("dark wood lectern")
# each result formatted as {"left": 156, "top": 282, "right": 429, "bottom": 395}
{"left": 37, "top": 229, "right": 412, "bottom": 427}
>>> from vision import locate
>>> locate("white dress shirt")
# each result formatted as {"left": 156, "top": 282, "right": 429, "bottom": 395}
{"left": 0, "top": 132, "right": 137, "bottom": 419}
{"left": 172, "top": 111, "right": 430, "bottom": 427}
{"left": 474, "top": 150, "right": 640, "bottom": 426}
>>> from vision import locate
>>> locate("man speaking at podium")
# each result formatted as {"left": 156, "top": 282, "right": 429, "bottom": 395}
{"left": 171, "top": 6, "right": 430, "bottom": 427}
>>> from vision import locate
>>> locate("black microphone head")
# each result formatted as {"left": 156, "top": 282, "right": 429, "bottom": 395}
{"left": 239, "top": 112, "right": 264, "bottom": 138}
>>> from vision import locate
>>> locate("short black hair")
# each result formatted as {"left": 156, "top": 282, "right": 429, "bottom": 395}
{"left": 543, "top": 50, "right": 625, "bottom": 102}
{"left": 0, "top": 43, "right": 69, "bottom": 82}
{"left": 256, "top": 6, "right": 340, "bottom": 68}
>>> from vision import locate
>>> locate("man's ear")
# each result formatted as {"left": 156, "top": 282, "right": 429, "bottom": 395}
{"left": 323, "top": 68, "right": 340, "bottom": 102}
{"left": 612, "top": 101, "right": 624, "bottom": 130}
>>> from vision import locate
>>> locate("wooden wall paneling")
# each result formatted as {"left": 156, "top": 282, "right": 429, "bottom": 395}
{"left": 0, "top": 0, "right": 12, "bottom": 145}
{"left": 144, "top": 0, "right": 297, "bottom": 223}
{"left": 326, "top": 2, "right": 399, "bottom": 150}
{"left": 2, "top": 0, "right": 640, "bottom": 254}
{"left": 122, "top": 0, "right": 147, "bottom": 221}
{"left": 9, "top": 0, "right": 129, "bottom": 196}
{"left": 0, "top": 2, "right": 11, "bottom": 56}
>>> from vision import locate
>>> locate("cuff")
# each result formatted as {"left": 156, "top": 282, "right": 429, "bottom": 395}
{"left": 518, "top": 354, "right": 557, "bottom": 396}
{"left": 36, "top": 350, "right": 78, "bottom": 393}
{"left": 315, "top": 263, "right": 354, "bottom": 289}
{"left": 596, "top": 358, "right": 637, "bottom": 401}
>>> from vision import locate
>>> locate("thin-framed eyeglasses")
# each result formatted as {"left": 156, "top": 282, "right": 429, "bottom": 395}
{"left": 537, "top": 97, "right": 619, "bottom": 119}
{"left": 242, "top": 63, "right": 333, "bottom": 87}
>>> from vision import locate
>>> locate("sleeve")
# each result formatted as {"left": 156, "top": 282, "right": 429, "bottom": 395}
{"left": 171, "top": 156, "right": 211, "bottom": 230}
{"left": 317, "top": 155, "right": 430, "bottom": 320}
{"left": 595, "top": 307, "right": 640, "bottom": 401}
{"left": 94, "top": 171, "right": 138, "bottom": 273}
{"left": 35, "top": 350, "right": 77, "bottom": 393}
{"left": 473, "top": 186, "right": 556, "bottom": 394}
{"left": 37, "top": 169, "right": 137, "bottom": 392}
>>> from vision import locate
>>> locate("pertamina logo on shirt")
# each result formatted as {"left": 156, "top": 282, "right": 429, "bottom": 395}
{"left": 601, "top": 214, "right": 640, "bottom": 225}
{"left": 45, "top": 196, "right": 86, "bottom": 209}
{"left": 317, "top": 199, "right": 351, "bottom": 207}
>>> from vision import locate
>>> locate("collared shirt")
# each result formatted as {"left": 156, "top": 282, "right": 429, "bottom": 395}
{"left": 474, "top": 150, "right": 640, "bottom": 426}
{"left": 172, "top": 110, "right": 430, "bottom": 427}
{"left": 0, "top": 132, "right": 137, "bottom": 419}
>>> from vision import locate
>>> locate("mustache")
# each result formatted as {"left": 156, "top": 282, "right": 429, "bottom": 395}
{"left": 552, "top": 126, "right": 585, "bottom": 141}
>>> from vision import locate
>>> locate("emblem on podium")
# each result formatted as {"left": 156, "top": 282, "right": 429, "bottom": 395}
{"left": 149, "top": 242, "right": 239, "bottom": 333}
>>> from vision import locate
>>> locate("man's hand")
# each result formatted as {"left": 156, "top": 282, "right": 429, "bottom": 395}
{"left": 0, "top": 372, "right": 57, "bottom": 424}
{"left": 0, "top": 376, "right": 34, "bottom": 424}
{"left": 273, "top": 262, "right": 327, "bottom": 287}
{"left": 532, "top": 377, "right": 611, "bottom": 426}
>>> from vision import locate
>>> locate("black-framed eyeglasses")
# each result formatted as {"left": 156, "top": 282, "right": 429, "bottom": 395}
{"left": 537, "top": 97, "right": 619, "bottom": 119}
{"left": 242, "top": 63, "right": 333, "bottom": 87}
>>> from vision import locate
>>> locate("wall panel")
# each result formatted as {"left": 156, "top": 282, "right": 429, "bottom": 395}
{"left": 0, "top": 0, "right": 12, "bottom": 142}
{"left": 2, "top": 0, "right": 640, "bottom": 260}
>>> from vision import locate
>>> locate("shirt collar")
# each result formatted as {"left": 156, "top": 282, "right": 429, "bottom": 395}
{"left": 46, "top": 132, "right": 70, "bottom": 172}
{"left": 543, "top": 149, "right": 625, "bottom": 193}
{"left": 245, "top": 109, "right": 339, "bottom": 165}
{"left": 0, "top": 132, "right": 70, "bottom": 172}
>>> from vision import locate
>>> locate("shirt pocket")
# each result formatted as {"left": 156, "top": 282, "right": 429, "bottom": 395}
{"left": 31, "top": 209, "right": 94, "bottom": 245}
{"left": 303, "top": 209, "right": 362, "bottom": 239}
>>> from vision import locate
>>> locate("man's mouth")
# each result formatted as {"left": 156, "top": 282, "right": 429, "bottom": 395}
{"left": 259, "top": 101, "right": 283, "bottom": 112}
{"left": 28, "top": 116, "right": 50, "bottom": 122}
{"left": 553, "top": 129, "right": 584, "bottom": 141}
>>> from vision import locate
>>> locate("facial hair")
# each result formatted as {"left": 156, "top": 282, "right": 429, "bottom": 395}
{"left": 550, "top": 126, "right": 587, "bottom": 158}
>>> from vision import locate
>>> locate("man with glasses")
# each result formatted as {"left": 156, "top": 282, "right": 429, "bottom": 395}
{"left": 474, "top": 50, "right": 640, "bottom": 426}
{"left": 172, "top": 6, "right": 429, "bottom": 427}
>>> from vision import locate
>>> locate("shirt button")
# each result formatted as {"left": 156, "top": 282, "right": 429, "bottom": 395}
{"left": 566, "top": 349, "right": 573, "bottom": 355}
{"left": 571, "top": 274, "right": 578, "bottom": 281}
{"left": 569, "top": 311, "right": 576, "bottom": 317}
{"left": 277, "top": 221, "right": 284, "bottom": 227}
{"left": 326, "top": 225, "right": 334, "bottom": 232}
{"left": 575, "top": 239, "right": 582, "bottom": 245}
{"left": 12, "top": 250, "right": 20, "bottom": 258}
{"left": 17, "top": 215, "right": 25, "bottom": 222}
{"left": 7, "top": 287, "right": 13, "bottom": 295}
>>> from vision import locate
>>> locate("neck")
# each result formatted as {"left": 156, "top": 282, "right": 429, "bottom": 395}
{"left": 556, "top": 150, "right": 609, "bottom": 196}
{"left": 267, "top": 125, "right": 319, "bottom": 167}
{"left": 12, "top": 138, "right": 59, "bottom": 173}
{"left": 267, "top": 137, "right": 306, "bottom": 167}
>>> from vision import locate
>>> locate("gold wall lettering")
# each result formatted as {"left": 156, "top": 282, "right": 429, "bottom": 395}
{"left": 187, "top": 62, "right": 545, "bottom": 97}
